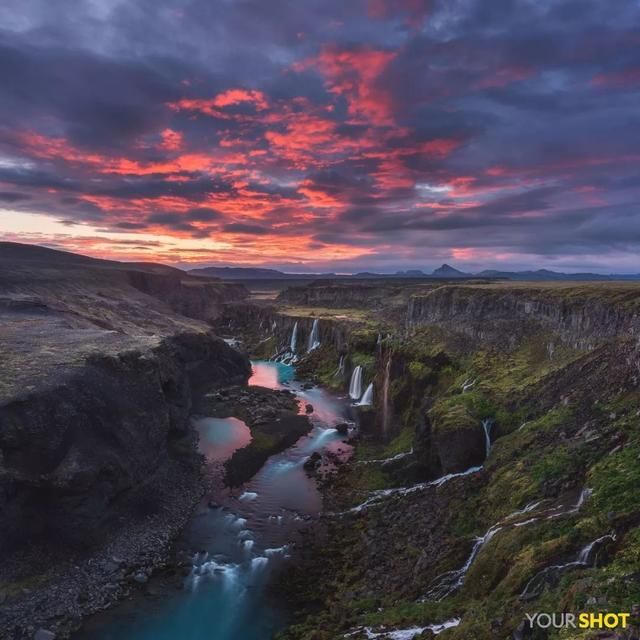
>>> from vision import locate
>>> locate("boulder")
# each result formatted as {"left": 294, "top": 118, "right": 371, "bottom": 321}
{"left": 132, "top": 571, "right": 149, "bottom": 584}
{"left": 303, "top": 452, "right": 322, "bottom": 472}
{"left": 335, "top": 422, "right": 349, "bottom": 435}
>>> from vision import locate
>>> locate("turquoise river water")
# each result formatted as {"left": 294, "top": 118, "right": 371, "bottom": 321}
{"left": 76, "top": 360, "right": 353, "bottom": 640}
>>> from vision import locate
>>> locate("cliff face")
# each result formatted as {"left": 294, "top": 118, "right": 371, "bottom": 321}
{"left": 216, "top": 302, "right": 357, "bottom": 359}
{"left": 0, "top": 332, "right": 249, "bottom": 554}
{"left": 0, "top": 244, "right": 252, "bottom": 577}
{"left": 124, "top": 269, "right": 247, "bottom": 323}
{"left": 407, "top": 283, "right": 640, "bottom": 349}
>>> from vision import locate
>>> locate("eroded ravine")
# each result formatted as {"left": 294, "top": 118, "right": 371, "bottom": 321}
{"left": 75, "top": 361, "right": 354, "bottom": 640}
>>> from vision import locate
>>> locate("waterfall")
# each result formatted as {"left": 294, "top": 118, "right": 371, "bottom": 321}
{"left": 423, "top": 525, "right": 503, "bottom": 601}
{"left": 356, "top": 448, "right": 413, "bottom": 466}
{"left": 349, "top": 366, "right": 363, "bottom": 400}
{"left": 250, "top": 557, "right": 268, "bottom": 572}
{"left": 461, "top": 378, "right": 476, "bottom": 393}
{"left": 290, "top": 321, "right": 298, "bottom": 353}
{"left": 346, "top": 465, "right": 483, "bottom": 514}
{"left": 355, "top": 618, "right": 461, "bottom": 639}
{"left": 382, "top": 352, "right": 392, "bottom": 432}
{"left": 482, "top": 418, "right": 494, "bottom": 459}
{"left": 334, "top": 355, "right": 345, "bottom": 377}
{"left": 358, "top": 383, "right": 374, "bottom": 406}
{"left": 307, "top": 319, "right": 320, "bottom": 351}
{"left": 520, "top": 533, "right": 615, "bottom": 600}
{"left": 423, "top": 486, "right": 594, "bottom": 602}
{"left": 578, "top": 533, "right": 615, "bottom": 564}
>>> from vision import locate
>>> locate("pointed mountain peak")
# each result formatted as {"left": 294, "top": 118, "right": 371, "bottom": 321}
{"left": 432, "top": 263, "right": 469, "bottom": 277}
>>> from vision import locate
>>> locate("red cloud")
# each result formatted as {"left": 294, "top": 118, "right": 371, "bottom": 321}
{"left": 295, "top": 46, "right": 397, "bottom": 125}
{"left": 19, "top": 131, "right": 231, "bottom": 176}
{"left": 169, "top": 88, "right": 269, "bottom": 117}
{"left": 264, "top": 112, "right": 356, "bottom": 168}
{"left": 159, "top": 128, "right": 183, "bottom": 151}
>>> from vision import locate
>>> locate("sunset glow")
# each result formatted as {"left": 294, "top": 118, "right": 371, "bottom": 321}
{"left": 1, "top": 0, "right": 639, "bottom": 271}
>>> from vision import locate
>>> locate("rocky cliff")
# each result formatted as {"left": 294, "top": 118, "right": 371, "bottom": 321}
{"left": 0, "top": 243, "right": 251, "bottom": 638}
{"left": 407, "top": 283, "right": 640, "bottom": 349}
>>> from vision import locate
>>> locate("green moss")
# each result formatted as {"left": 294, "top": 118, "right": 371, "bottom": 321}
{"left": 431, "top": 402, "right": 478, "bottom": 435}
{"left": 589, "top": 442, "right": 640, "bottom": 517}
{"left": 355, "top": 426, "right": 414, "bottom": 462}
{"left": 349, "top": 328, "right": 380, "bottom": 350}
{"left": 351, "top": 352, "right": 376, "bottom": 370}
{"left": 251, "top": 335, "right": 277, "bottom": 360}
{"left": 408, "top": 360, "right": 432, "bottom": 380}
{"left": 360, "top": 599, "right": 460, "bottom": 628}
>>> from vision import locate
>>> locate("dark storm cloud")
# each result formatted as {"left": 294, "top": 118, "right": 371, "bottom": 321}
{"left": 184, "top": 207, "right": 223, "bottom": 222}
{"left": 0, "top": 34, "right": 182, "bottom": 152}
{"left": 0, "top": 191, "right": 31, "bottom": 202}
{"left": 223, "top": 222, "right": 272, "bottom": 235}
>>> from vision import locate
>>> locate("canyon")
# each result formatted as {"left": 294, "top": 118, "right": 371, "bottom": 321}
{"left": 215, "top": 278, "right": 640, "bottom": 639}
{"left": 2, "top": 243, "right": 640, "bottom": 640}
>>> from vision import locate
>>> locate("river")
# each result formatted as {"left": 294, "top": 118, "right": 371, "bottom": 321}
{"left": 76, "top": 360, "right": 353, "bottom": 640}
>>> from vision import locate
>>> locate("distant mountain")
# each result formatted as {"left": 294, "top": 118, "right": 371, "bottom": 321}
{"left": 353, "top": 270, "right": 429, "bottom": 278}
{"left": 432, "top": 263, "right": 470, "bottom": 278}
{"left": 188, "top": 262, "right": 640, "bottom": 282}
{"left": 395, "top": 269, "right": 428, "bottom": 277}
{"left": 189, "top": 266, "right": 307, "bottom": 279}
{"left": 477, "top": 269, "right": 614, "bottom": 281}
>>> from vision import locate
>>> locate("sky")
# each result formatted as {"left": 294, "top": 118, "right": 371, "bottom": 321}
{"left": 0, "top": 0, "right": 639, "bottom": 273}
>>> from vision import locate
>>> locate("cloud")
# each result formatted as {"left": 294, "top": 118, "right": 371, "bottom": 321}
{"left": 0, "top": 0, "right": 639, "bottom": 270}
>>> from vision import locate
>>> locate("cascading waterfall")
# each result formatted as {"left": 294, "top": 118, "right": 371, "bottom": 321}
{"left": 307, "top": 319, "right": 320, "bottom": 351}
{"left": 349, "top": 366, "right": 363, "bottom": 400}
{"left": 290, "top": 321, "right": 298, "bottom": 353}
{"left": 423, "top": 525, "right": 503, "bottom": 601}
{"left": 346, "top": 465, "right": 483, "bottom": 514}
{"left": 482, "top": 418, "right": 494, "bottom": 459}
{"left": 520, "top": 533, "right": 615, "bottom": 599}
{"left": 348, "top": 618, "right": 461, "bottom": 639}
{"left": 423, "top": 487, "right": 595, "bottom": 602}
{"left": 346, "top": 422, "right": 500, "bottom": 515}
{"left": 356, "top": 448, "right": 414, "bottom": 466}
{"left": 358, "top": 383, "right": 374, "bottom": 406}
{"left": 334, "top": 355, "right": 346, "bottom": 377}
{"left": 461, "top": 378, "right": 476, "bottom": 393}
{"left": 381, "top": 351, "right": 392, "bottom": 433}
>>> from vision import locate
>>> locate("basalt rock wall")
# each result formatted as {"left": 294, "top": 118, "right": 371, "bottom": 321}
{"left": 0, "top": 331, "right": 250, "bottom": 554}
